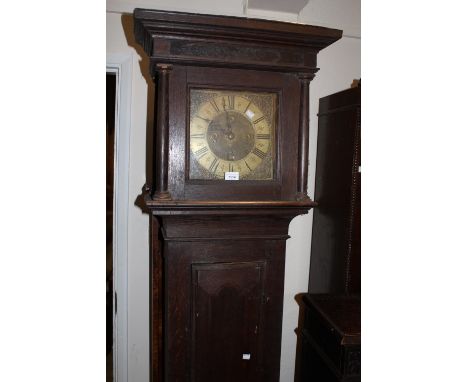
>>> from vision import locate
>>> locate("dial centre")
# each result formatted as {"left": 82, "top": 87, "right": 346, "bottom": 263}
{"left": 207, "top": 110, "right": 255, "bottom": 161}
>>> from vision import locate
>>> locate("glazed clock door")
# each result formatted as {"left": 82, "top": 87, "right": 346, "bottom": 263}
{"left": 191, "top": 261, "right": 266, "bottom": 382}
{"left": 163, "top": 65, "right": 303, "bottom": 201}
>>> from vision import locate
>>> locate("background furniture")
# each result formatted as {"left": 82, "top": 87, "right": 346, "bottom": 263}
{"left": 299, "top": 84, "right": 361, "bottom": 381}
{"left": 308, "top": 84, "right": 361, "bottom": 295}
{"left": 301, "top": 295, "right": 360, "bottom": 382}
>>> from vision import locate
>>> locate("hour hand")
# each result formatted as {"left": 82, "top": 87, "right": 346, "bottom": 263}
{"left": 209, "top": 122, "right": 227, "bottom": 133}
{"left": 225, "top": 111, "right": 233, "bottom": 133}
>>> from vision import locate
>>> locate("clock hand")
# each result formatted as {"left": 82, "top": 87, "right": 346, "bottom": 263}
{"left": 210, "top": 122, "right": 228, "bottom": 134}
{"left": 223, "top": 112, "right": 237, "bottom": 142}
{"left": 195, "top": 115, "right": 211, "bottom": 123}
{"left": 220, "top": 97, "right": 231, "bottom": 132}
{"left": 225, "top": 111, "right": 232, "bottom": 132}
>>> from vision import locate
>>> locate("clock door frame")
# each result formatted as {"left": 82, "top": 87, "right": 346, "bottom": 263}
{"left": 191, "top": 260, "right": 266, "bottom": 382}
{"left": 166, "top": 65, "right": 301, "bottom": 201}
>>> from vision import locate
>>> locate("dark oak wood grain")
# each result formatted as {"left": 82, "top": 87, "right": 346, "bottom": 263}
{"left": 299, "top": 85, "right": 361, "bottom": 382}
{"left": 191, "top": 261, "right": 265, "bottom": 381}
{"left": 152, "top": 64, "right": 172, "bottom": 200}
{"left": 165, "top": 66, "right": 303, "bottom": 201}
{"left": 308, "top": 85, "right": 361, "bottom": 294}
{"left": 300, "top": 294, "right": 361, "bottom": 382}
{"left": 150, "top": 216, "right": 164, "bottom": 382}
{"left": 297, "top": 73, "right": 315, "bottom": 199}
{"left": 158, "top": 225, "right": 289, "bottom": 382}
{"left": 134, "top": 9, "right": 341, "bottom": 74}
{"left": 133, "top": 9, "right": 342, "bottom": 382}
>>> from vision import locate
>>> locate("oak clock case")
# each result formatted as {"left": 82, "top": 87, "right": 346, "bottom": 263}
{"left": 133, "top": 8, "right": 342, "bottom": 382}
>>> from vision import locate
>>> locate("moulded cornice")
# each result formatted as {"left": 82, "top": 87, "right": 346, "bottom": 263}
{"left": 132, "top": 8, "right": 342, "bottom": 74}
{"left": 134, "top": 8, "right": 342, "bottom": 51}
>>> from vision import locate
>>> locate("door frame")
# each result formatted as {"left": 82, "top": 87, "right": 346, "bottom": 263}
{"left": 107, "top": 53, "right": 133, "bottom": 382}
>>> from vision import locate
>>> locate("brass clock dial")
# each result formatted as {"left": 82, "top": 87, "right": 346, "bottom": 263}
{"left": 189, "top": 89, "right": 276, "bottom": 180}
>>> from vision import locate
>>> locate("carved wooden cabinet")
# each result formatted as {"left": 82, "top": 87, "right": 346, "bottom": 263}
{"left": 133, "top": 9, "right": 341, "bottom": 381}
{"left": 300, "top": 294, "right": 361, "bottom": 382}
{"left": 300, "top": 85, "right": 361, "bottom": 381}
{"left": 308, "top": 85, "right": 361, "bottom": 294}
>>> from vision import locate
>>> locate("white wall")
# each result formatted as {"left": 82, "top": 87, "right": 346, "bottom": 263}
{"left": 106, "top": 1, "right": 360, "bottom": 381}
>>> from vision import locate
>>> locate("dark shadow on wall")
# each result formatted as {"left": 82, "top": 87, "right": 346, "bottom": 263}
{"left": 121, "top": 12, "right": 155, "bottom": 213}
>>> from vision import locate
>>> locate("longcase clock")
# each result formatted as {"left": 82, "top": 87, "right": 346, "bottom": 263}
{"left": 133, "top": 9, "right": 342, "bottom": 382}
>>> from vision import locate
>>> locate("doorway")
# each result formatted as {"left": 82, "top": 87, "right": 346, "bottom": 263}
{"left": 106, "top": 72, "right": 117, "bottom": 382}
{"left": 107, "top": 54, "right": 131, "bottom": 382}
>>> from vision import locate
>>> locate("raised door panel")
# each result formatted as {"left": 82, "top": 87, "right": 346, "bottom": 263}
{"left": 191, "top": 261, "right": 266, "bottom": 382}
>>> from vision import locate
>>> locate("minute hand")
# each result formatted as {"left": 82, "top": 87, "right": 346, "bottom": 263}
{"left": 225, "top": 111, "right": 233, "bottom": 134}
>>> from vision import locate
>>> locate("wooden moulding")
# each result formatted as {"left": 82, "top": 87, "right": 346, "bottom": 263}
{"left": 144, "top": 191, "right": 317, "bottom": 216}
{"left": 134, "top": 8, "right": 342, "bottom": 74}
